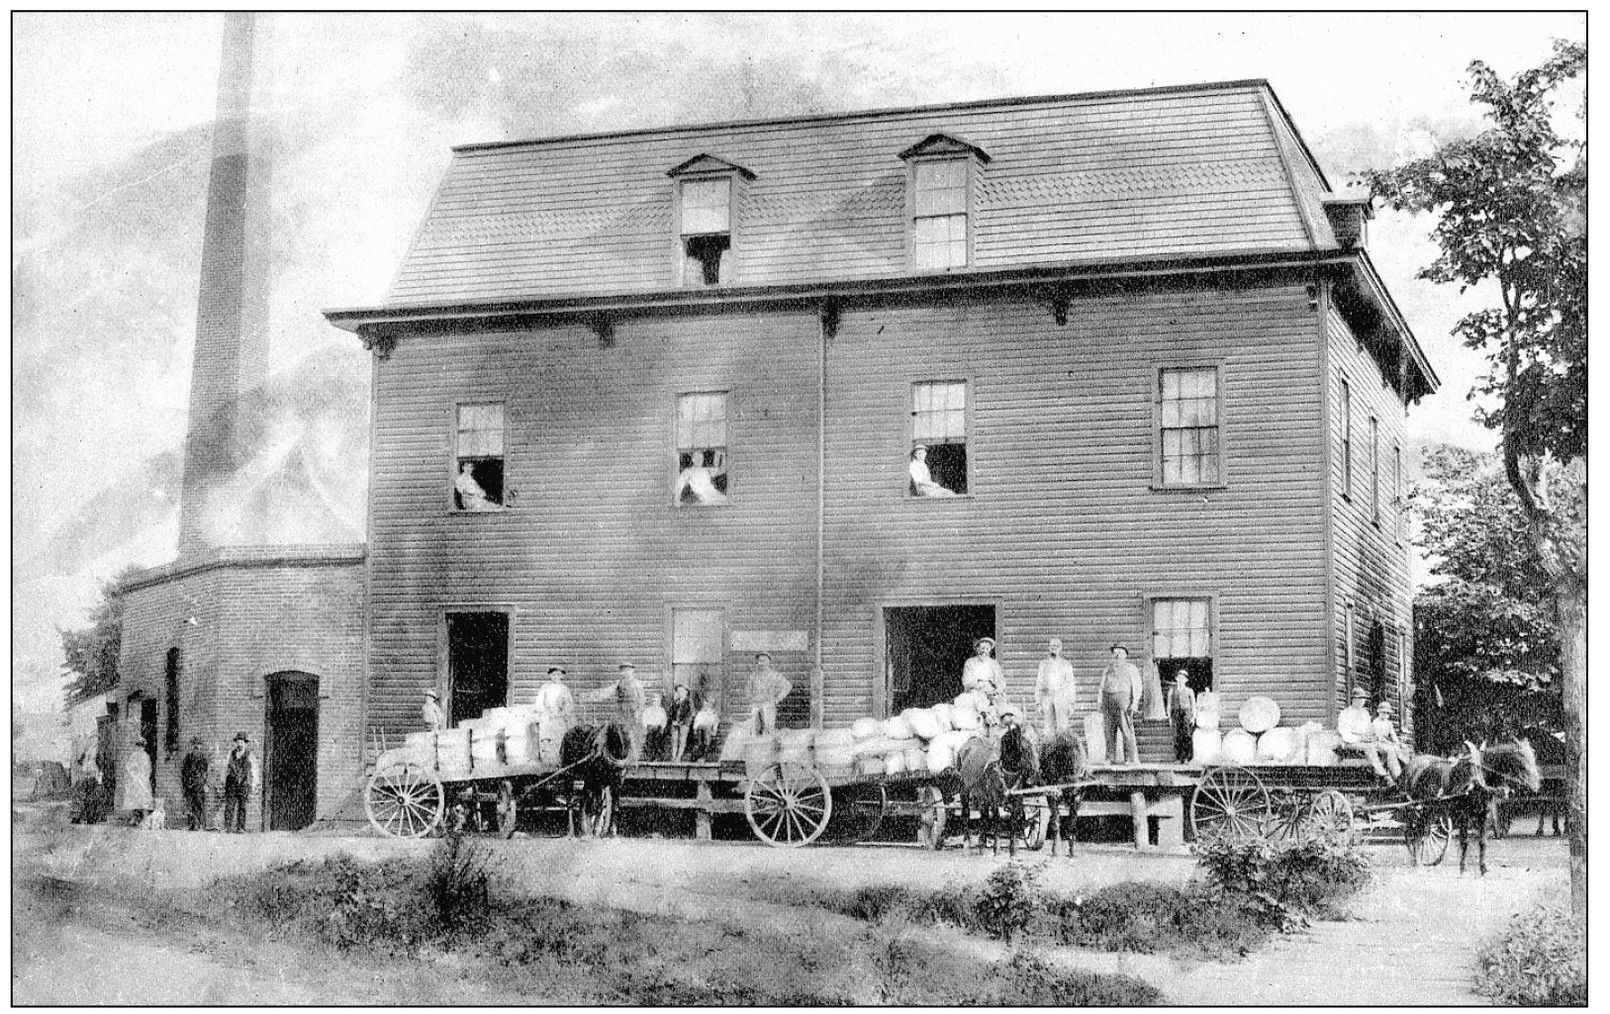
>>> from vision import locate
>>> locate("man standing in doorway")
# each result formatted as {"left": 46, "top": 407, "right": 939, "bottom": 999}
{"left": 422, "top": 689, "right": 447, "bottom": 731}
{"left": 180, "top": 736, "right": 211, "bottom": 831}
{"left": 746, "top": 652, "right": 792, "bottom": 736}
{"left": 962, "top": 635, "right": 1005, "bottom": 709}
{"left": 1034, "top": 638, "right": 1077, "bottom": 738}
{"left": 221, "top": 732, "right": 258, "bottom": 834}
{"left": 1099, "top": 644, "right": 1142, "bottom": 765}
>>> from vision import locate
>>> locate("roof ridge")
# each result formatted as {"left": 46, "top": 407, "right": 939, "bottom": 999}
{"left": 452, "top": 78, "right": 1273, "bottom": 154}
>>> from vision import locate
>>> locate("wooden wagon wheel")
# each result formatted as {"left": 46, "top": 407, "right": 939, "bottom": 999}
{"left": 1190, "top": 765, "right": 1271, "bottom": 838}
{"left": 1266, "top": 790, "right": 1310, "bottom": 841}
{"left": 825, "top": 782, "right": 887, "bottom": 844}
{"left": 1408, "top": 809, "right": 1453, "bottom": 866}
{"left": 365, "top": 760, "right": 445, "bottom": 839}
{"left": 1017, "top": 793, "right": 1049, "bottom": 851}
{"left": 494, "top": 779, "right": 519, "bottom": 839}
{"left": 745, "top": 764, "right": 833, "bottom": 848}
{"left": 1310, "top": 789, "right": 1355, "bottom": 841}
{"left": 915, "top": 785, "right": 948, "bottom": 850}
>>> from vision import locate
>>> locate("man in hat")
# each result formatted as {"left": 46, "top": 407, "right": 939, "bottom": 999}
{"left": 746, "top": 652, "right": 792, "bottom": 736}
{"left": 908, "top": 445, "right": 956, "bottom": 497}
{"left": 585, "top": 664, "right": 647, "bottom": 760}
{"left": 533, "top": 667, "right": 575, "bottom": 763}
{"left": 1034, "top": 638, "right": 1077, "bottom": 738}
{"left": 422, "top": 689, "right": 447, "bottom": 731}
{"left": 179, "top": 736, "right": 211, "bottom": 831}
{"left": 666, "top": 681, "right": 695, "bottom": 761}
{"left": 1166, "top": 671, "right": 1197, "bottom": 764}
{"left": 995, "top": 702, "right": 1035, "bottom": 788}
{"left": 1098, "top": 644, "right": 1142, "bottom": 764}
{"left": 1336, "top": 686, "right": 1373, "bottom": 745}
{"left": 221, "top": 732, "right": 258, "bottom": 834}
{"left": 1366, "top": 700, "right": 1406, "bottom": 782}
{"left": 962, "top": 637, "right": 1004, "bottom": 697}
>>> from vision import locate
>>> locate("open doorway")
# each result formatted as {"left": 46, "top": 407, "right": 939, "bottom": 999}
{"left": 137, "top": 697, "right": 158, "bottom": 793}
{"left": 266, "top": 672, "right": 319, "bottom": 831}
{"left": 447, "top": 611, "right": 510, "bottom": 726}
{"left": 884, "top": 605, "right": 996, "bottom": 713}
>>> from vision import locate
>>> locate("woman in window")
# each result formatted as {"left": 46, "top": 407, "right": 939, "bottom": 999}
{"left": 908, "top": 445, "right": 956, "bottom": 497}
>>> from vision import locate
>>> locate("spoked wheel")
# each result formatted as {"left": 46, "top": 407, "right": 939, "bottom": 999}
{"left": 1266, "top": 793, "right": 1309, "bottom": 842}
{"left": 915, "top": 785, "right": 948, "bottom": 850}
{"left": 581, "top": 785, "right": 616, "bottom": 838}
{"left": 825, "top": 782, "right": 887, "bottom": 844}
{"left": 1408, "top": 810, "right": 1453, "bottom": 866}
{"left": 1017, "top": 794, "right": 1049, "bottom": 851}
{"left": 365, "top": 760, "right": 445, "bottom": 839}
{"left": 495, "top": 779, "right": 519, "bottom": 839}
{"left": 1310, "top": 789, "right": 1355, "bottom": 841}
{"left": 745, "top": 764, "right": 833, "bottom": 848}
{"left": 1190, "top": 764, "right": 1271, "bottom": 838}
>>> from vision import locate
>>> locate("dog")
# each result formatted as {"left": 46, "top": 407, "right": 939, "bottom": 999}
{"left": 140, "top": 798, "right": 167, "bottom": 831}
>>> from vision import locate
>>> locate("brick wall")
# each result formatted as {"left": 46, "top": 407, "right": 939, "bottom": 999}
{"left": 116, "top": 544, "right": 366, "bottom": 828}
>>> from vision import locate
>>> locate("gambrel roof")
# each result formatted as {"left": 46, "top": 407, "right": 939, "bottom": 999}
{"left": 384, "top": 80, "right": 1342, "bottom": 305}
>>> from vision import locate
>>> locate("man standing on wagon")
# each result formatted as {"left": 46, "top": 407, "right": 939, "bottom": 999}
{"left": 1035, "top": 637, "right": 1077, "bottom": 738}
{"left": 1098, "top": 644, "right": 1142, "bottom": 765}
{"left": 747, "top": 652, "right": 792, "bottom": 736}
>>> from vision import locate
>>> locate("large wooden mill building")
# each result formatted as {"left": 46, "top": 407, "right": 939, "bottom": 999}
{"left": 325, "top": 81, "right": 1436, "bottom": 758}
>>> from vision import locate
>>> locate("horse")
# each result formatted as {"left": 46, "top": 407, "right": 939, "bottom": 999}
{"left": 560, "top": 722, "right": 633, "bottom": 838}
{"left": 1401, "top": 739, "right": 1540, "bottom": 876}
{"left": 1036, "top": 729, "right": 1090, "bottom": 857}
{"left": 946, "top": 724, "right": 1038, "bottom": 856}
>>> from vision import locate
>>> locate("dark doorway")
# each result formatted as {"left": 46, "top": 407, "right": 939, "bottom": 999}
{"left": 885, "top": 605, "right": 996, "bottom": 713}
{"left": 267, "top": 672, "right": 319, "bottom": 831}
{"left": 138, "top": 698, "right": 158, "bottom": 792}
{"left": 1366, "top": 621, "right": 1387, "bottom": 703}
{"left": 447, "top": 612, "right": 510, "bottom": 726}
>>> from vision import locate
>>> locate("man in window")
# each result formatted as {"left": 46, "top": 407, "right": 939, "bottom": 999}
{"left": 1098, "top": 644, "right": 1142, "bottom": 765}
{"left": 454, "top": 461, "right": 499, "bottom": 511}
{"left": 908, "top": 445, "right": 957, "bottom": 497}
{"left": 674, "top": 449, "right": 729, "bottom": 506}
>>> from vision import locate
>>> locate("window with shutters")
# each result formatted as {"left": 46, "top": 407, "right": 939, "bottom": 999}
{"left": 911, "top": 160, "right": 970, "bottom": 269}
{"left": 1341, "top": 378, "right": 1354, "bottom": 497}
{"left": 1157, "top": 366, "right": 1222, "bottom": 487}
{"left": 1149, "top": 596, "right": 1214, "bottom": 693}
{"left": 674, "top": 392, "right": 729, "bottom": 507}
{"left": 1370, "top": 415, "right": 1381, "bottom": 525}
{"left": 671, "top": 608, "right": 725, "bottom": 713}
{"left": 679, "top": 178, "right": 732, "bottom": 286}
{"left": 909, "top": 380, "right": 967, "bottom": 496}
{"left": 453, "top": 402, "right": 505, "bottom": 511}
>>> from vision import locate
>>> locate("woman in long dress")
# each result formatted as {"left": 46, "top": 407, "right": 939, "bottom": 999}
{"left": 116, "top": 731, "right": 154, "bottom": 822}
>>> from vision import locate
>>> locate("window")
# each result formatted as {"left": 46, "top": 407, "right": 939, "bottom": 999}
{"left": 910, "top": 380, "right": 967, "bottom": 496}
{"left": 454, "top": 403, "right": 504, "bottom": 511}
{"left": 1366, "top": 619, "right": 1386, "bottom": 702}
{"left": 680, "top": 178, "right": 732, "bottom": 286}
{"left": 1158, "top": 366, "right": 1221, "bottom": 486}
{"left": 1393, "top": 443, "right": 1404, "bottom": 539}
{"left": 1370, "top": 415, "right": 1381, "bottom": 524}
{"left": 1151, "top": 597, "right": 1214, "bottom": 693}
{"left": 1341, "top": 379, "right": 1353, "bottom": 495}
{"left": 674, "top": 392, "right": 729, "bottom": 507}
{"left": 912, "top": 160, "right": 969, "bottom": 269}
{"left": 164, "top": 648, "right": 180, "bottom": 753}
{"left": 671, "top": 609, "right": 725, "bottom": 713}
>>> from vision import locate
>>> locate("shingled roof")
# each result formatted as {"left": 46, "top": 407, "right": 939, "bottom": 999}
{"left": 385, "top": 80, "right": 1344, "bottom": 306}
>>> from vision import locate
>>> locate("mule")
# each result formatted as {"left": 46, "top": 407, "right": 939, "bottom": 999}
{"left": 947, "top": 725, "right": 1038, "bottom": 856}
{"left": 1401, "top": 739, "right": 1540, "bottom": 876}
{"left": 1037, "top": 729, "right": 1090, "bottom": 857}
{"left": 560, "top": 722, "right": 633, "bottom": 839}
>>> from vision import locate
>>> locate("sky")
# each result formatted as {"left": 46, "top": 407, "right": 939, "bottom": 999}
{"left": 10, "top": 11, "right": 1587, "bottom": 713}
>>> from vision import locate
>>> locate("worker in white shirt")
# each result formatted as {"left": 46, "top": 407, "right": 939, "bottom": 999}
{"left": 1336, "top": 686, "right": 1373, "bottom": 745}
{"left": 1034, "top": 638, "right": 1077, "bottom": 738}
{"left": 422, "top": 689, "right": 447, "bottom": 731}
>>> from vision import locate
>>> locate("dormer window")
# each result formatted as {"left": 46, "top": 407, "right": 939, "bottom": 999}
{"left": 668, "top": 154, "right": 755, "bottom": 288}
{"left": 900, "top": 133, "right": 990, "bottom": 272}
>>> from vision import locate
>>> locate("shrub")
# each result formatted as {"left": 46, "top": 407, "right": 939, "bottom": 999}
{"left": 1474, "top": 899, "right": 1587, "bottom": 1006}
{"left": 973, "top": 861, "right": 1044, "bottom": 941}
{"left": 424, "top": 833, "right": 493, "bottom": 933}
{"left": 1038, "top": 881, "right": 1274, "bottom": 961}
{"left": 1193, "top": 829, "right": 1371, "bottom": 928}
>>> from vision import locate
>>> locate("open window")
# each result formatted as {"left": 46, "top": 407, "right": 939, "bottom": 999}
{"left": 674, "top": 392, "right": 729, "bottom": 507}
{"left": 1158, "top": 366, "right": 1222, "bottom": 487}
{"left": 1150, "top": 596, "right": 1214, "bottom": 694}
{"left": 454, "top": 402, "right": 504, "bottom": 511}
{"left": 910, "top": 380, "right": 967, "bottom": 496}
{"left": 668, "top": 155, "right": 754, "bottom": 288}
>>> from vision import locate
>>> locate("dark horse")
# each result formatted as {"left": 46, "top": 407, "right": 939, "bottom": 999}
{"left": 947, "top": 725, "right": 1039, "bottom": 855}
{"left": 560, "top": 723, "right": 633, "bottom": 838}
{"left": 1037, "top": 730, "right": 1091, "bottom": 857}
{"left": 1401, "top": 739, "right": 1541, "bottom": 875}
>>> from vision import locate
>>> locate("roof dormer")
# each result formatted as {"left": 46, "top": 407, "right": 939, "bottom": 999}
{"left": 667, "top": 154, "right": 756, "bottom": 288}
{"left": 899, "top": 133, "right": 990, "bottom": 272}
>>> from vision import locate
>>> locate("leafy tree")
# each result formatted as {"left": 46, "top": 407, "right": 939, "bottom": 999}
{"left": 1359, "top": 40, "right": 1586, "bottom": 916}
{"left": 1411, "top": 446, "right": 1562, "bottom": 750}
{"left": 58, "top": 565, "right": 144, "bottom": 708}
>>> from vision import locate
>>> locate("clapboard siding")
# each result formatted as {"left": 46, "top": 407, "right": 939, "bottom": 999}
{"left": 1324, "top": 301, "right": 1415, "bottom": 732}
{"left": 388, "top": 84, "right": 1324, "bottom": 304}
{"left": 367, "top": 274, "right": 1338, "bottom": 738}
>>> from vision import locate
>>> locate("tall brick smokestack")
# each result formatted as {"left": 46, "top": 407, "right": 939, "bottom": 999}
{"left": 177, "top": 11, "right": 271, "bottom": 556}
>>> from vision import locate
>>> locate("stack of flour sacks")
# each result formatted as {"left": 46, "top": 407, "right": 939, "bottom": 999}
{"left": 401, "top": 706, "right": 570, "bottom": 778}
{"left": 724, "top": 698, "right": 991, "bottom": 778}
{"left": 1187, "top": 694, "right": 1341, "bottom": 766}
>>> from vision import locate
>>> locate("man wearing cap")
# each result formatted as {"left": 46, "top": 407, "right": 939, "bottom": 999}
{"left": 1166, "top": 671, "right": 1197, "bottom": 764}
{"left": 221, "top": 732, "right": 258, "bottom": 834}
{"left": 422, "top": 689, "right": 447, "bottom": 731}
{"left": 532, "top": 667, "right": 575, "bottom": 763}
{"left": 1366, "top": 700, "right": 1406, "bottom": 782}
{"left": 584, "top": 664, "right": 647, "bottom": 760}
{"left": 180, "top": 736, "right": 211, "bottom": 831}
{"left": 666, "top": 682, "right": 695, "bottom": 761}
{"left": 1336, "top": 687, "right": 1373, "bottom": 745}
{"left": 1098, "top": 644, "right": 1142, "bottom": 764}
{"left": 1034, "top": 638, "right": 1077, "bottom": 738}
{"left": 962, "top": 637, "right": 1004, "bottom": 696}
{"left": 908, "top": 445, "right": 957, "bottom": 497}
{"left": 747, "top": 652, "right": 793, "bottom": 736}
